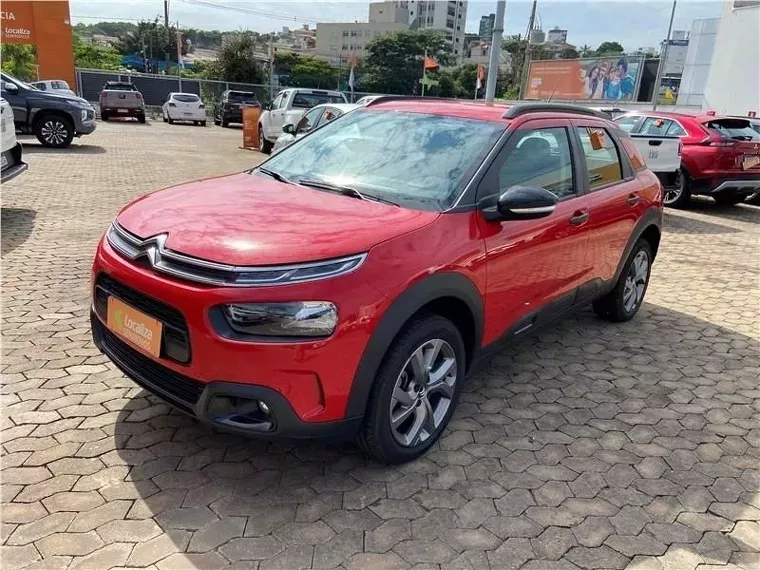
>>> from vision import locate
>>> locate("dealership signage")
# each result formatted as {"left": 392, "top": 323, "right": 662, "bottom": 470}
{"left": 1, "top": 4, "right": 35, "bottom": 43}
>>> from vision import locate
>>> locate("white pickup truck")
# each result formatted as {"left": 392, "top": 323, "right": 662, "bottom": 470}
{"left": 258, "top": 88, "right": 346, "bottom": 153}
{"left": 629, "top": 133, "right": 682, "bottom": 187}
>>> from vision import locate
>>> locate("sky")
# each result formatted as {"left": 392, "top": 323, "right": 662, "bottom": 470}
{"left": 69, "top": 0, "right": 725, "bottom": 52}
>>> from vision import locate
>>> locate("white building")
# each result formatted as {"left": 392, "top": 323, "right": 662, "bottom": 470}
{"left": 369, "top": 1, "right": 408, "bottom": 24}
{"left": 677, "top": 1, "right": 760, "bottom": 114}
{"left": 315, "top": 21, "right": 408, "bottom": 63}
{"left": 397, "top": 1, "right": 468, "bottom": 58}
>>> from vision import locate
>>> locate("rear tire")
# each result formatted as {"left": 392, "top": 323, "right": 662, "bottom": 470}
{"left": 357, "top": 314, "right": 465, "bottom": 464}
{"left": 258, "top": 126, "right": 272, "bottom": 154}
{"left": 593, "top": 239, "right": 653, "bottom": 323}
{"left": 713, "top": 194, "right": 745, "bottom": 206}
{"left": 202, "top": 121, "right": 208, "bottom": 127}
{"left": 221, "top": 115, "right": 230, "bottom": 128}
{"left": 34, "top": 114, "right": 74, "bottom": 148}
{"left": 162, "top": 113, "right": 168, "bottom": 123}
{"left": 664, "top": 168, "right": 691, "bottom": 208}
{"left": 214, "top": 117, "right": 221, "bottom": 126}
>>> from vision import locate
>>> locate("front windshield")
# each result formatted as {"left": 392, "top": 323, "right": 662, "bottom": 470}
{"left": 259, "top": 109, "right": 505, "bottom": 209}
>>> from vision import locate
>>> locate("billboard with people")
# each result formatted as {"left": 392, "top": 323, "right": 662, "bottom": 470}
{"left": 525, "top": 56, "right": 644, "bottom": 101}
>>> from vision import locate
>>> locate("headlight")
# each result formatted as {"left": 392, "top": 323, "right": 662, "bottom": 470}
{"left": 81, "top": 109, "right": 89, "bottom": 121}
{"left": 222, "top": 302, "right": 337, "bottom": 338}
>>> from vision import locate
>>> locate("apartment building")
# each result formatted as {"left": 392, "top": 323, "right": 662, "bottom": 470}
{"left": 397, "top": 1, "right": 468, "bottom": 58}
{"left": 315, "top": 21, "right": 408, "bottom": 63}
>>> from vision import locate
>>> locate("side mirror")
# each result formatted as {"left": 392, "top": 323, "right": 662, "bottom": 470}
{"left": 3, "top": 82, "right": 18, "bottom": 93}
{"left": 282, "top": 123, "right": 295, "bottom": 135}
{"left": 481, "top": 185, "right": 558, "bottom": 222}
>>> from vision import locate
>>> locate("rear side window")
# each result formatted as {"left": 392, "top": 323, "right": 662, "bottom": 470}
{"left": 105, "top": 83, "right": 136, "bottom": 91}
{"left": 615, "top": 115, "right": 640, "bottom": 133}
{"left": 494, "top": 127, "right": 576, "bottom": 200}
{"left": 172, "top": 94, "right": 200, "bottom": 103}
{"left": 228, "top": 91, "right": 257, "bottom": 103}
{"left": 578, "top": 127, "right": 623, "bottom": 189}
{"left": 706, "top": 119, "right": 760, "bottom": 140}
{"left": 641, "top": 117, "right": 676, "bottom": 136}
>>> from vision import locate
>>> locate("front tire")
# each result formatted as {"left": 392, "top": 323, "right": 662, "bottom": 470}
{"left": 593, "top": 239, "right": 653, "bottom": 323}
{"left": 138, "top": 113, "right": 146, "bottom": 124}
{"left": 664, "top": 168, "right": 691, "bottom": 208}
{"left": 358, "top": 315, "right": 465, "bottom": 464}
{"left": 221, "top": 115, "right": 230, "bottom": 128}
{"left": 34, "top": 115, "right": 74, "bottom": 148}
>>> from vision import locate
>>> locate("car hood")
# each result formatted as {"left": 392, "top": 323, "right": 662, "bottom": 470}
{"left": 116, "top": 172, "right": 439, "bottom": 266}
{"left": 31, "top": 90, "right": 90, "bottom": 106}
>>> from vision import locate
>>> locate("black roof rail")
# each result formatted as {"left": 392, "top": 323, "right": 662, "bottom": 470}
{"left": 364, "top": 95, "right": 504, "bottom": 107}
{"left": 502, "top": 103, "right": 609, "bottom": 120}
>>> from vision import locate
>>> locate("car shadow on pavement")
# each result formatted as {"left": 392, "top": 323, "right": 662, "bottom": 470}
{"left": 1, "top": 207, "right": 36, "bottom": 255}
{"left": 663, "top": 211, "right": 742, "bottom": 235}
{"left": 685, "top": 197, "right": 760, "bottom": 225}
{"left": 109, "top": 302, "right": 760, "bottom": 569}
{"left": 22, "top": 143, "right": 107, "bottom": 155}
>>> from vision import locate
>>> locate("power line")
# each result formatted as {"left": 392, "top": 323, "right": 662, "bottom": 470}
{"left": 179, "top": 0, "right": 323, "bottom": 24}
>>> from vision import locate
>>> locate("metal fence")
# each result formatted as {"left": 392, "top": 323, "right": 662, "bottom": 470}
{"left": 76, "top": 68, "right": 384, "bottom": 107}
{"left": 76, "top": 69, "right": 269, "bottom": 107}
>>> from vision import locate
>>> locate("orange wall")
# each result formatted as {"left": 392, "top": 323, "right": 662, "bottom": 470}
{"left": 1, "top": 1, "right": 76, "bottom": 89}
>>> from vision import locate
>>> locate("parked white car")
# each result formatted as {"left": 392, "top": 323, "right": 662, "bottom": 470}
{"left": 1, "top": 97, "right": 27, "bottom": 182}
{"left": 272, "top": 103, "right": 359, "bottom": 155}
{"left": 258, "top": 88, "right": 346, "bottom": 153}
{"left": 30, "top": 79, "right": 76, "bottom": 97}
{"left": 162, "top": 93, "right": 207, "bottom": 126}
{"left": 355, "top": 95, "right": 383, "bottom": 106}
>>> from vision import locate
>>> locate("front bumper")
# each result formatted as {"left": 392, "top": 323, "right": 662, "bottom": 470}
{"left": 1, "top": 142, "right": 27, "bottom": 182}
{"left": 91, "top": 312, "right": 361, "bottom": 439}
{"left": 91, "top": 235, "right": 383, "bottom": 431}
{"left": 77, "top": 119, "right": 97, "bottom": 135}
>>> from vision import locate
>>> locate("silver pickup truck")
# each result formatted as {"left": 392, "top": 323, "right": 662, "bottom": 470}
{"left": 99, "top": 82, "right": 146, "bottom": 123}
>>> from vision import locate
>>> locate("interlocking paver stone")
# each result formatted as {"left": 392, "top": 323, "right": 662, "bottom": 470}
{"left": 3, "top": 121, "right": 759, "bottom": 570}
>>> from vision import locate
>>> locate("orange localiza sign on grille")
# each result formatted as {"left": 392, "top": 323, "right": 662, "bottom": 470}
{"left": 1, "top": 1, "right": 76, "bottom": 90}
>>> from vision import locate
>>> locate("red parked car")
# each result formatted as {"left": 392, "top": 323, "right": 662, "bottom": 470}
{"left": 91, "top": 101, "right": 663, "bottom": 463}
{"left": 614, "top": 111, "right": 760, "bottom": 207}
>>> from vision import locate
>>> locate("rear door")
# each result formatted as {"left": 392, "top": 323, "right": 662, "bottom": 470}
{"left": 478, "top": 118, "right": 592, "bottom": 338}
{"left": 571, "top": 120, "right": 644, "bottom": 291}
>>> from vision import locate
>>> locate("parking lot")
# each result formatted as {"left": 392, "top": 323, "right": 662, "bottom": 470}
{"left": 1, "top": 120, "right": 759, "bottom": 570}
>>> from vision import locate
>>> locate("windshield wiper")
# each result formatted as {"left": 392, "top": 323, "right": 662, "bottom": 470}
{"left": 257, "top": 167, "right": 292, "bottom": 184}
{"left": 297, "top": 179, "right": 399, "bottom": 207}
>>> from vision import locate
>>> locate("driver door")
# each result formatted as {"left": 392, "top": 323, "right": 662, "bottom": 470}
{"left": 269, "top": 91, "right": 288, "bottom": 135}
{"left": 477, "top": 119, "right": 593, "bottom": 340}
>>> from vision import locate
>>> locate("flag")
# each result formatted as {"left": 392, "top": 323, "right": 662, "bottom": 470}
{"left": 348, "top": 51, "right": 357, "bottom": 90}
{"left": 424, "top": 56, "right": 439, "bottom": 71}
{"left": 476, "top": 64, "right": 485, "bottom": 91}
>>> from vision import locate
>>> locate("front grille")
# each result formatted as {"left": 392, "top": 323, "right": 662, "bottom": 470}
{"left": 95, "top": 318, "right": 203, "bottom": 412}
{"left": 94, "top": 274, "right": 191, "bottom": 364}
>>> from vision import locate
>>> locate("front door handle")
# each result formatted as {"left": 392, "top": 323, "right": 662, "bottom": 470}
{"left": 626, "top": 193, "right": 640, "bottom": 206}
{"left": 569, "top": 209, "right": 589, "bottom": 226}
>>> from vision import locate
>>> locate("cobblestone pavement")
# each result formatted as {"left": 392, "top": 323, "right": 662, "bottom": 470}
{"left": 2, "top": 121, "right": 759, "bottom": 570}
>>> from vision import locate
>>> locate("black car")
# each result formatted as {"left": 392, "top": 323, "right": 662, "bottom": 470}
{"left": 1, "top": 72, "right": 96, "bottom": 148}
{"left": 214, "top": 90, "right": 259, "bottom": 127}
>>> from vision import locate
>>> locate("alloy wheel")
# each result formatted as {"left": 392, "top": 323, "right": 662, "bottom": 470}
{"left": 664, "top": 171, "right": 684, "bottom": 205}
{"left": 389, "top": 339, "right": 457, "bottom": 447}
{"left": 41, "top": 120, "right": 68, "bottom": 146}
{"left": 623, "top": 250, "right": 649, "bottom": 313}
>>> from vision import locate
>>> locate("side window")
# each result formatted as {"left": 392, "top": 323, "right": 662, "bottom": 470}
{"left": 578, "top": 128, "right": 623, "bottom": 190}
{"left": 271, "top": 94, "right": 283, "bottom": 110}
{"left": 493, "top": 127, "right": 576, "bottom": 200}
{"left": 665, "top": 121, "right": 687, "bottom": 136}
{"left": 296, "top": 108, "right": 324, "bottom": 134}
{"left": 36, "top": 83, "right": 47, "bottom": 91}
{"left": 640, "top": 117, "right": 674, "bottom": 136}
{"left": 317, "top": 108, "right": 340, "bottom": 126}
{"left": 614, "top": 115, "right": 640, "bottom": 133}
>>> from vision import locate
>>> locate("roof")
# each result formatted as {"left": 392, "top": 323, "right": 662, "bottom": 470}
{"left": 314, "top": 103, "right": 360, "bottom": 112}
{"left": 621, "top": 110, "right": 731, "bottom": 123}
{"left": 367, "top": 99, "right": 511, "bottom": 122}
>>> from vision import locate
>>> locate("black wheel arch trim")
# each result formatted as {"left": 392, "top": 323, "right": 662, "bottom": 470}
{"left": 344, "top": 272, "right": 484, "bottom": 418}
{"left": 612, "top": 206, "right": 662, "bottom": 284}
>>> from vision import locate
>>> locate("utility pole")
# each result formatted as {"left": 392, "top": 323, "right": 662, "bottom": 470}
{"left": 164, "top": 0, "right": 171, "bottom": 73}
{"left": 485, "top": 0, "right": 505, "bottom": 102}
{"left": 519, "top": 0, "right": 538, "bottom": 99}
{"left": 653, "top": 0, "right": 677, "bottom": 110}
{"left": 269, "top": 34, "right": 275, "bottom": 101}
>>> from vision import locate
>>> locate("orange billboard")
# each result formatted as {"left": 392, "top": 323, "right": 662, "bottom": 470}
{"left": 525, "top": 56, "right": 643, "bottom": 102}
{"left": 1, "top": 1, "right": 75, "bottom": 89}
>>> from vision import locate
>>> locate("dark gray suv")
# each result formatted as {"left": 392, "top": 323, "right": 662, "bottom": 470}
{"left": 1, "top": 72, "right": 96, "bottom": 148}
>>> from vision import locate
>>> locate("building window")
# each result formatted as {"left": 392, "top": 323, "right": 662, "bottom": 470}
{"left": 455, "top": 49, "right": 459, "bottom": 54}
{"left": 342, "top": 31, "right": 348, "bottom": 37}
{"left": 455, "top": 37, "right": 460, "bottom": 42}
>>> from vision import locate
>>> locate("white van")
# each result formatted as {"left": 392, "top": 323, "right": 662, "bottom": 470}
{"left": 1, "top": 97, "right": 27, "bottom": 182}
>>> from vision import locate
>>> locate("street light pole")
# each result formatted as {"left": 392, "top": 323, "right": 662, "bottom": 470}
{"left": 164, "top": 0, "right": 171, "bottom": 73}
{"left": 653, "top": 0, "right": 677, "bottom": 110}
{"left": 519, "top": 0, "right": 538, "bottom": 100}
{"left": 485, "top": 0, "right": 506, "bottom": 102}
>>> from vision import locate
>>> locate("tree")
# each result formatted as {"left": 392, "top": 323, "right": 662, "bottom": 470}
{"left": 0, "top": 44, "right": 37, "bottom": 81}
{"left": 203, "top": 33, "right": 265, "bottom": 84}
{"left": 579, "top": 44, "right": 593, "bottom": 57}
{"left": 115, "top": 19, "right": 188, "bottom": 64}
{"left": 558, "top": 46, "right": 580, "bottom": 60}
{"left": 274, "top": 52, "right": 338, "bottom": 89}
{"left": 596, "top": 41, "right": 625, "bottom": 55}
{"left": 361, "top": 29, "right": 454, "bottom": 95}
{"left": 73, "top": 34, "right": 122, "bottom": 70}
